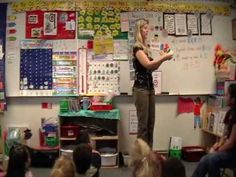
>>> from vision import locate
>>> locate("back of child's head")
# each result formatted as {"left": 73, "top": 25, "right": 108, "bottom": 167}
{"left": 77, "top": 130, "right": 90, "bottom": 144}
{"left": 6, "top": 144, "right": 30, "bottom": 177}
{"left": 130, "top": 138, "right": 151, "bottom": 166}
{"left": 132, "top": 152, "right": 162, "bottom": 177}
{"left": 73, "top": 143, "right": 92, "bottom": 174}
{"left": 50, "top": 155, "right": 75, "bottom": 177}
{"left": 130, "top": 139, "right": 162, "bottom": 177}
{"left": 162, "top": 158, "right": 186, "bottom": 177}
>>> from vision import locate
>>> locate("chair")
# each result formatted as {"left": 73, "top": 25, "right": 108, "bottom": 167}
{"left": 221, "top": 168, "right": 236, "bottom": 177}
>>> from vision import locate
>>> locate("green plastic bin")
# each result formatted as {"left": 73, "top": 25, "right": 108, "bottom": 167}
{"left": 169, "top": 149, "right": 182, "bottom": 159}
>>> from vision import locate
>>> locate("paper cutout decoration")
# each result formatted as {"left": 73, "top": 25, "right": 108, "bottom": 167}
{"left": 177, "top": 97, "right": 194, "bottom": 114}
{"left": 26, "top": 10, "right": 76, "bottom": 39}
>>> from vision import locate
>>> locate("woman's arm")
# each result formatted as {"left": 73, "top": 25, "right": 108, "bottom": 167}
{"left": 135, "top": 50, "right": 173, "bottom": 70}
{"left": 218, "top": 125, "right": 236, "bottom": 151}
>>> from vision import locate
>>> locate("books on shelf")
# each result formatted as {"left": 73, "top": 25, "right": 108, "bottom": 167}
{"left": 206, "top": 109, "right": 226, "bottom": 137}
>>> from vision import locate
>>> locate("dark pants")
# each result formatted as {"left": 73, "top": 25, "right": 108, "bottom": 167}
{"left": 192, "top": 151, "right": 236, "bottom": 177}
{"left": 133, "top": 87, "right": 155, "bottom": 148}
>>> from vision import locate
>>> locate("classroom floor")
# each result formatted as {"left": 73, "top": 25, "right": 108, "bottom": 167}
{"left": 31, "top": 161, "right": 198, "bottom": 177}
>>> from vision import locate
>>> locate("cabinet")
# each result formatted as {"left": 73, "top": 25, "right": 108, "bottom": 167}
{"left": 59, "top": 109, "right": 120, "bottom": 168}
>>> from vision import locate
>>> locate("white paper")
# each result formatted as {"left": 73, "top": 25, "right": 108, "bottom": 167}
{"left": 164, "top": 14, "right": 175, "bottom": 35}
{"left": 44, "top": 12, "right": 57, "bottom": 35}
{"left": 175, "top": 14, "right": 187, "bottom": 36}
{"left": 152, "top": 71, "right": 162, "bottom": 94}
{"left": 129, "top": 110, "right": 138, "bottom": 134}
{"left": 187, "top": 14, "right": 198, "bottom": 35}
{"left": 200, "top": 14, "right": 212, "bottom": 34}
{"left": 120, "top": 12, "right": 129, "bottom": 32}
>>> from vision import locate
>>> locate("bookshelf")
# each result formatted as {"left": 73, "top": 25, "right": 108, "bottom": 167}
{"left": 59, "top": 109, "right": 120, "bottom": 168}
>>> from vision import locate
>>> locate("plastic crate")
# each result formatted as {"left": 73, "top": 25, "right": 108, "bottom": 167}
{"left": 46, "top": 137, "right": 58, "bottom": 147}
{"left": 90, "top": 104, "right": 113, "bottom": 111}
{"left": 182, "top": 146, "right": 206, "bottom": 162}
{"left": 61, "top": 125, "right": 79, "bottom": 138}
{"left": 169, "top": 149, "right": 182, "bottom": 159}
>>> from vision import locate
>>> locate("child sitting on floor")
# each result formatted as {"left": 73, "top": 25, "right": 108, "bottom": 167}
{"left": 130, "top": 138, "right": 186, "bottom": 177}
{"left": 6, "top": 144, "right": 33, "bottom": 177}
{"left": 50, "top": 155, "right": 75, "bottom": 177}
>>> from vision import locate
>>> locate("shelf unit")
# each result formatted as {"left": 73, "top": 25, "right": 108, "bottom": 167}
{"left": 59, "top": 109, "right": 120, "bottom": 168}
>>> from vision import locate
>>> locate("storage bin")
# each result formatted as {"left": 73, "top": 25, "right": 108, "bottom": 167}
{"left": 90, "top": 104, "right": 113, "bottom": 111}
{"left": 182, "top": 146, "right": 206, "bottom": 162}
{"left": 60, "top": 100, "right": 69, "bottom": 113}
{"left": 60, "top": 149, "right": 73, "bottom": 158}
{"left": 169, "top": 149, "right": 182, "bottom": 159}
{"left": 46, "top": 137, "right": 58, "bottom": 147}
{"left": 101, "top": 153, "right": 118, "bottom": 166}
{"left": 122, "top": 154, "right": 130, "bottom": 166}
{"left": 61, "top": 125, "right": 79, "bottom": 138}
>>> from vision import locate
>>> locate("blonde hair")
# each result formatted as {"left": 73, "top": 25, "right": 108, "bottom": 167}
{"left": 131, "top": 139, "right": 162, "bottom": 177}
{"left": 50, "top": 155, "right": 75, "bottom": 177}
{"left": 134, "top": 19, "right": 149, "bottom": 54}
{"left": 130, "top": 138, "right": 151, "bottom": 166}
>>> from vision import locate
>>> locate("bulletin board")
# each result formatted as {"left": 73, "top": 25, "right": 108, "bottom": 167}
{"left": 5, "top": 5, "right": 236, "bottom": 97}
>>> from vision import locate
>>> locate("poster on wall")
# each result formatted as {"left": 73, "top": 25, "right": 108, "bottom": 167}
{"left": 20, "top": 40, "right": 53, "bottom": 96}
{"left": 26, "top": 10, "right": 76, "bottom": 39}
{"left": 200, "top": 13, "right": 212, "bottom": 35}
{"left": 52, "top": 51, "right": 77, "bottom": 95}
{"left": 175, "top": 13, "right": 187, "bottom": 36}
{"left": 163, "top": 13, "right": 175, "bottom": 35}
{"left": 187, "top": 13, "right": 199, "bottom": 35}
{"left": 77, "top": 8, "right": 128, "bottom": 40}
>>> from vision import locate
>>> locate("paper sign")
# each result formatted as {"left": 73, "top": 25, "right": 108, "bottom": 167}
{"left": 152, "top": 71, "right": 162, "bottom": 94}
{"left": 129, "top": 110, "right": 138, "bottom": 134}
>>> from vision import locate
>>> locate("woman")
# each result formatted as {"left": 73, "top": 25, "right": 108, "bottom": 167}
{"left": 133, "top": 19, "right": 173, "bottom": 147}
{"left": 192, "top": 83, "right": 236, "bottom": 177}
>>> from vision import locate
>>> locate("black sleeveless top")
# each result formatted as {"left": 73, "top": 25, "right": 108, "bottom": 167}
{"left": 224, "top": 109, "right": 236, "bottom": 151}
{"left": 133, "top": 46, "right": 154, "bottom": 90}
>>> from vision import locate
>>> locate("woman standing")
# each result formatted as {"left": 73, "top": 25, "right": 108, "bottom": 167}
{"left": 133, "top": 19, "right": 173, "bottom": 147}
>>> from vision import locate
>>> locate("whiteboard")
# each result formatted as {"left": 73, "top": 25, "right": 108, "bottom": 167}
{"left": 119, "top": 11, "right": 236, "bottom": 95}
{"left": 5, "top": 6, "right": 236, "bottom": 96}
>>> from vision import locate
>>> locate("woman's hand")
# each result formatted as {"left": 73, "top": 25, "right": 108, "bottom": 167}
{"left": 161, "top": 52, "right": 173, "bottom": 61}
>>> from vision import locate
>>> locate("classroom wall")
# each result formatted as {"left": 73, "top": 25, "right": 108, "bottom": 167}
{"left": 1, "top": 2, "right": 235, "bottom": 153}
{"left": 0, "top": 96, "right": 203, "bottom": 152}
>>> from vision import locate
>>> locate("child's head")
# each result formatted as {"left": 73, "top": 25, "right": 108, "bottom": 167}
{"left": 6, "top": 144, "right": 30, "bottom": 177}
{"left": 226, "top": 83, "right": 236, "bottom": 107}
{"left": 50, "top": 155, "right": 75, "bottom": 177}
{"left": 73, "top": 143, "right": 92, "bottom": 174}
{"left": 130, "top": 138, "right": 151, "bottom": 166}
{"left": 130, "top": 139, "right": 162, "bottom": 177}
{"left": 132, "top": 152, "right": 162, "bottom": 177}
{"left": 162, "top": 158, "right": 186, "bottom": 177}
{"left": 77, "top": 130, "right": 90, "bottom": 144}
